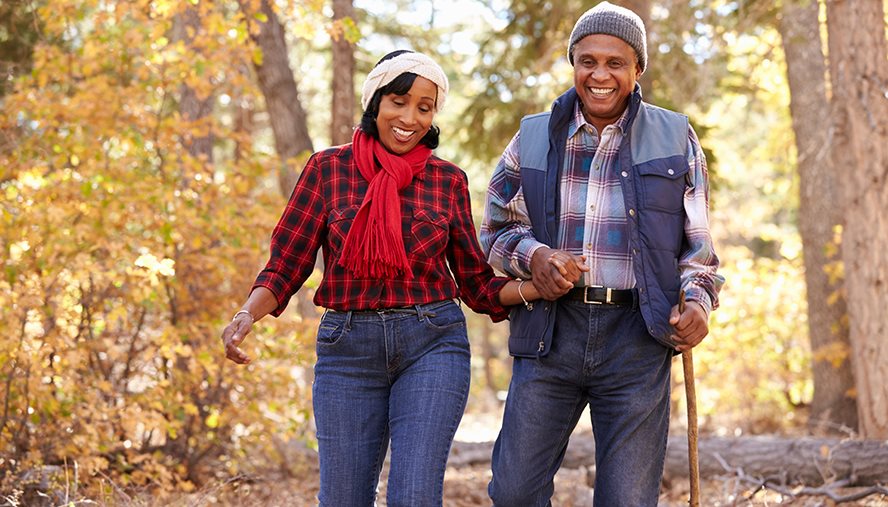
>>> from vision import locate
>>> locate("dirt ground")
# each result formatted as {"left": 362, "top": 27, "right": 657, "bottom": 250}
{"left": 159, "top": 411, "right": 888, "bottom": 507}
{"left": 176, "top": 464, "right": 888, "bottom": 507}
{"left": 17, "top": 422, "right": 888, "bottom": 507}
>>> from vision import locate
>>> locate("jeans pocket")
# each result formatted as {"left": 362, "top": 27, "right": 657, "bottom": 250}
{"left": 317, "top": 314, "right": 349, "bottom": 346}
{"left": 421, "top": 304, "right": 466, "bottom": 331}
{"left": 422, "top": 312, "right": 466, "bottom": 329}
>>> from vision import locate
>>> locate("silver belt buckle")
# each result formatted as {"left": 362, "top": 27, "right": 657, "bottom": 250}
{"left": 584, "top": 285, "right": 611, "bottom": 305}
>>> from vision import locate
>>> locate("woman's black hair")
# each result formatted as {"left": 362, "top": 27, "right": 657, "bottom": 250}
{"left": 360, "top": 50, "right": 441, "bottom": 150}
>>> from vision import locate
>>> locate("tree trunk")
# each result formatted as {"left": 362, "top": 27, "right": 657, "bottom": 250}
{"left": 480, "top": 320, "right": 499, "bottom": 397}
{"left": 242, "top": 0, "right": 313, "bottom": 197}
{"left": 826, "top": 0, "right": 888, "bottom": 439}
{"left": 179, "top": 86, "right": 215, "bottom": 161}
{"left": 450, "top": 436, "right": 888, "bottom": 485}
{"left": 233, "top": 80, "right": 255, "bottom": 163}
{"left": 778, "top": 0, "right": 857, "bottom": 434}
{"left": 0, "top": 1, "right": 40, "bottom": 98}
{"left": 174, "top": 6, "right": 214, "bottom": 162}
{"left": 666, "top": 436, "right": 888, "bottom": 486}
{"left": 330, "top": 0, "right": 355, "bottom": 146}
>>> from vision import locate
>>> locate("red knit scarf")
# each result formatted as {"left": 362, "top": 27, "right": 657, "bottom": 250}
{"left": 338, "top": 129, "right": 432, "bottom": 279}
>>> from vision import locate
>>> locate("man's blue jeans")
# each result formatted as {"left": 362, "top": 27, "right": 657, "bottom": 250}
{"left": 312, "top": 299, "right": 470, "bottom": 507}
{"left": 489, "top": 299, "right": 673, "bottom": 506}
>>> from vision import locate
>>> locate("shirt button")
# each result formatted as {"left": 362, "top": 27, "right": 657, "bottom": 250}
{"left": 667, "top": 169, "right": 675, "bottom": 175}
{"left": 587, "top": 243, "right": 594, "bottom": 249}
{"left": 621, "top": 171, "right": 628, "bottom": 177}
{"left": 589, "top": 204, "right": 595, "bottom": 211}
{"left": 629, "top": 209, "right": 636, "bottom": 217}
{"left": 633, "top": 248, "right": 638, "bottom": 255}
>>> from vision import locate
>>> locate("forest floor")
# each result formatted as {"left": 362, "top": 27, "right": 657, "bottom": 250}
{"left": 170, "top": 472, "right": 888, "bottom": 507}
{"left": 22, "top": 413, "right": 886, "bottom": 506}
{"left": 169, "top": 461, "right": 888, "bottom": 507}
{"left": 158, "top": 413, "right": 888, "bottom": 507}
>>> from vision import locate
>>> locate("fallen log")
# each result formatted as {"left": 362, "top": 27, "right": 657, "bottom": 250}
{"left": 449, "top": 435, "right": 888, "bottom": 486}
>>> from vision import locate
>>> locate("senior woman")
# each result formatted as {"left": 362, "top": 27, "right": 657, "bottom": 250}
{"left": 221, "top": 50, "right": 556, "bottom": 506}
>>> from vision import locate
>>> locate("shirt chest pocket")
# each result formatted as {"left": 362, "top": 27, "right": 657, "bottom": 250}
{"left": 634, "top": 157, "right": 689, "bottom": 213}
{"left": 327, "top": 204, "right": 360, "bottom": 255}
{"left": 404, "top": 208, "right": 449, "bottom": 259}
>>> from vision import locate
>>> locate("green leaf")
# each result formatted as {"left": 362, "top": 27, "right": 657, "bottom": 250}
{"left": 342, "top": 17, "right": 361, "bottom": 44}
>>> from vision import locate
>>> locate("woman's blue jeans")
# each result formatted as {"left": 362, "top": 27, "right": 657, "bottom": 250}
{"left": 489, "top": 299, "right": 673, "bottom": 507}
{"left": 312, "top": 299, "right": 470, "bottom": 507}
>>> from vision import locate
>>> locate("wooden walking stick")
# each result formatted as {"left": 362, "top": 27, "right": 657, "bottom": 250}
{"left": 679, "top": 290, "right": 701, "bottom": 506}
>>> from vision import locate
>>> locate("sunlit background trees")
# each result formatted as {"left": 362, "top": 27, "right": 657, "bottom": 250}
{"left": 2, "top": 0, "right": 886, "bottom": 501}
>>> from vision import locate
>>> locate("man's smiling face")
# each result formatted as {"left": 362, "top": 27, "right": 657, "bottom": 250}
{"left": 572, "top": 33, "right": 641, "bottom": 132}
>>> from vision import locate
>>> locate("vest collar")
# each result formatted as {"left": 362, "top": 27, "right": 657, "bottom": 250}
{"left": 550, "top": 84, "right": 644, "bottom": 137}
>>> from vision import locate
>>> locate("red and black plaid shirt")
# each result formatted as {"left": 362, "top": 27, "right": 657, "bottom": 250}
{"left": 253, "top": 144, "right": 510, "bottom": 322}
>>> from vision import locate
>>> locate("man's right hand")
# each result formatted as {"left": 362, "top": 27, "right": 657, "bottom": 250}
{"left": 530, "top": 247, "right": 588, "bottom": 300}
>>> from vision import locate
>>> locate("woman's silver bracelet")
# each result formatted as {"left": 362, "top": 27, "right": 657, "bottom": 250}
{"left": 517, "top": 280, "right": 533, "bottom": 311}
{"left": 232, "top": 309, "right": 254, "bottom": 324}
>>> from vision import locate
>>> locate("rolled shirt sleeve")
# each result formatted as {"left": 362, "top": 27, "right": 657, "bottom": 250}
{"left": 480, "top": 131, "right": 547, "bottom": 279}
{"left": 449, "top": 170, "right": 511, "bottom": 322}
{"left": 680, "top": 126, "right": 725, "bottom": 315}
{"left": 252, "top": 154, "right": 326, "bottom": 316}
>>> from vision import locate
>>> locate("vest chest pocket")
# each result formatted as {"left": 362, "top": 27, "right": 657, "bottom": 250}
{"left": 326, "top": 204, "right": 360, "bottom": 255}
{"left": 635, "top": 158, "right": 689, "bottom": 213}
{"left": 406, "top": 208, "right": 449, "bottom": 259}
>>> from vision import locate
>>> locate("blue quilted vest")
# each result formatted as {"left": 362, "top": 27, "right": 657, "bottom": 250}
{"left": 509, "top": 86, "right": 689, "bottom": 357}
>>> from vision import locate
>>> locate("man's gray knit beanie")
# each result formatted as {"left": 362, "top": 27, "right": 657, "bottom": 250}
{"left": 567, "top": 1, "right": 647, "bottom": 73}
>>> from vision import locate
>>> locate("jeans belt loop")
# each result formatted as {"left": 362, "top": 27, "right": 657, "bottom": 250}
{"left": 344, "top": 310, "right": 353, "bottom": 331}
{"left": 414, "top": 303, "right": 424, "bottom": 321}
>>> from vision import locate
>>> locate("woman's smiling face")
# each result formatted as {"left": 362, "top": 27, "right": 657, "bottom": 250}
{"left": 375, "top": 76, "right": 437, "bottom": 154}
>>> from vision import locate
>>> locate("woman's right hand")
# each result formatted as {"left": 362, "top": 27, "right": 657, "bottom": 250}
{"left": 221, "top": 288, "right": 278, "bottom": 365}
{"left": 222, "top": 312, "right": 253, "bottom": 365}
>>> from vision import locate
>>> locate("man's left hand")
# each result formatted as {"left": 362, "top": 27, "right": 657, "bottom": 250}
{"left": 669, "top": 300, "right": 708, "bottom": 352}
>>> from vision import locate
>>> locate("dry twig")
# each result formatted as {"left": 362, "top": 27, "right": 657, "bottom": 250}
{"left": 713, "top": 452, "right": 888, "bottom": 503}
{"left": 187, "top": 474, "right": 255, "bottom": 507}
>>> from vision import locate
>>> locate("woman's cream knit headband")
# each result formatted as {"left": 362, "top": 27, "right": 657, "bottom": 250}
{"left": 361, "top": 51, "right": 449, "bottom": 113}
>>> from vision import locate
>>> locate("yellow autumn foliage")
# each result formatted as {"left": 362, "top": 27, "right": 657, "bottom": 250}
{"left": 0, "top": 0, "right": 323, "bottom": 496}
{"left": 0, "top": 0, "right": 847, "bottom": 500}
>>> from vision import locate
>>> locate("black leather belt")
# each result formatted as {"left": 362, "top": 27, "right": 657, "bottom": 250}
{"left": 564, "top": 286, "right": 635, "bottom": 305}
{"left": 329, "top": 307, "right": 438, "bottom": 317}
{"left": 328, "top": 300, "right": 458, "bottom": 318}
